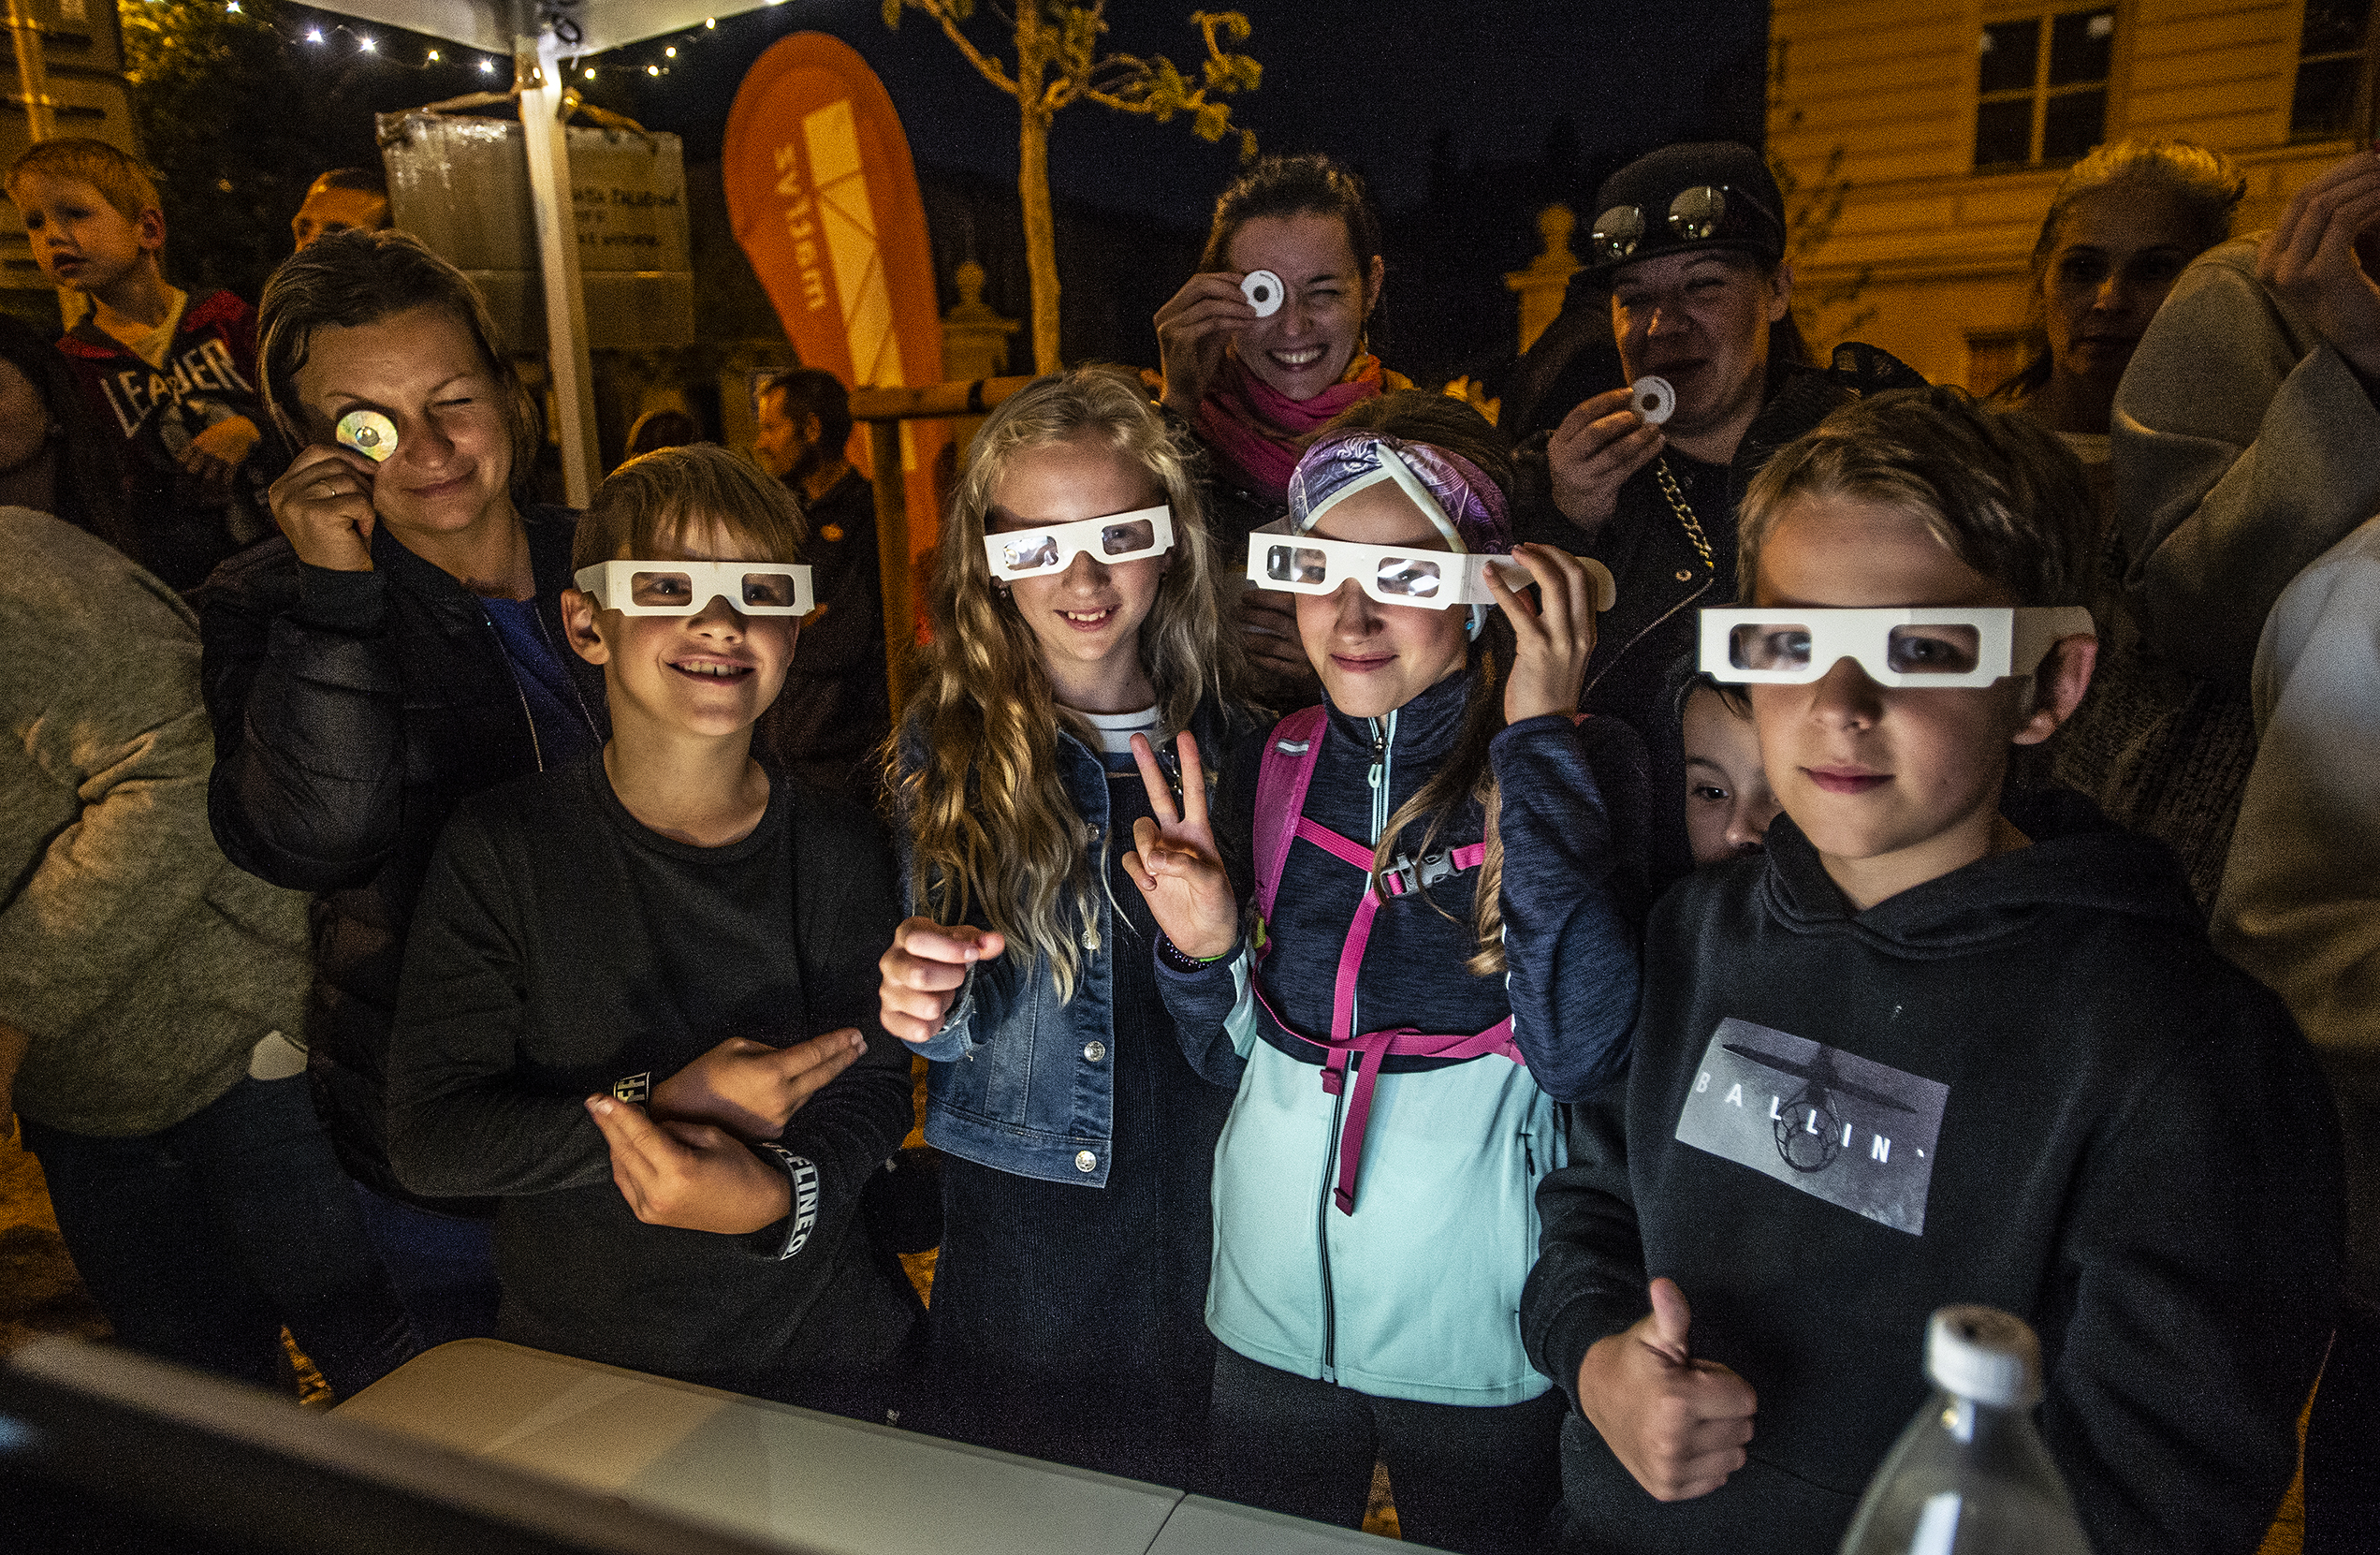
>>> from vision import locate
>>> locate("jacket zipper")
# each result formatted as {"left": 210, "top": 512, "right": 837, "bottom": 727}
{"left": 1318, "top": 1071, "right": 1345, "bottom": 1379}
{"left": 488, "top": 619, "right": 548, "bottom": 772}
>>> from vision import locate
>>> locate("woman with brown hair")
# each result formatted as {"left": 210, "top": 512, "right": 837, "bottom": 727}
{"left": 196, "top": 228, "right": 606, "bottom": 1343}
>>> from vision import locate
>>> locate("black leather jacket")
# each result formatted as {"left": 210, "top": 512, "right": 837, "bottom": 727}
{"left": 195, "top": 506, "right": 608, "bottom": 1206}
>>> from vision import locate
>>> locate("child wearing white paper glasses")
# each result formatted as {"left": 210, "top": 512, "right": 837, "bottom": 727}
{"left": 1123, "top": 391, "right": 1647, "bottom": 1555}
{"left": 1521, "top": 387, "right": 2343, "bottom": 1555}
{"left": 873, "top": 368, "right": 1251, "bottom": 1485}
{"left": 385, "top": 443, "right": 920, "bottom": 1414}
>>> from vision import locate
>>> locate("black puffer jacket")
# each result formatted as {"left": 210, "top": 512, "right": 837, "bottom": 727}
{"left": 194, "top": 507, "right": 608, "bottom": 1207}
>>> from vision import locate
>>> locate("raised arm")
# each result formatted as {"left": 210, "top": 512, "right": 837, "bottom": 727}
{"left": 197, "top": 544, "right": 410, "bottom": 892}
{"left": 2117, "top": 161, "right": 2380, "bottom": 684}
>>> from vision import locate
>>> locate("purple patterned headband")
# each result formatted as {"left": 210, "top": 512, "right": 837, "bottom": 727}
{"left": 1288, "top": 432, "right": 1513, "bottom": 556}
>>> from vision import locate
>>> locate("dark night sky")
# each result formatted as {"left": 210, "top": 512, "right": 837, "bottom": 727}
{"left": 586, "top": 0, "right": 1769, "bottom": 227}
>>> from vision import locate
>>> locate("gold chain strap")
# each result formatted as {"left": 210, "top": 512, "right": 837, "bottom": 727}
{"left": 1655, "top": 457, "right": 1716, "bottom": 571}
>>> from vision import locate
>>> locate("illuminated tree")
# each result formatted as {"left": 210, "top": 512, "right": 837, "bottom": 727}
{"left": 883, "top": 2, "right": 1260, "bottom": 374}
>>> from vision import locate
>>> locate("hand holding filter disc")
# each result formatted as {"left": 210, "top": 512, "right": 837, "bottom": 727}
{"left": 336, "top": 409, "right": 397, "bottom": 462}
{"left": 1240, "top": 270, "right": 1284, "bottom": 317}
{"left": 1630, "top": 376, "right": 1674, "bottom": 426}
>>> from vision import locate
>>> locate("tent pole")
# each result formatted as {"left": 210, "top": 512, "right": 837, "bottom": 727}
{"left": 513, "top": 41, "right": 600, "bottom": 506}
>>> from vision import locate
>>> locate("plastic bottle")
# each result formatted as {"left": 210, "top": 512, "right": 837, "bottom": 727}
{"left": 1835, "top": 1305, "right": 2094, "bottom": 1555}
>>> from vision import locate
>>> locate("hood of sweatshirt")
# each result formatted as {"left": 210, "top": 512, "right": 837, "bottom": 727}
{"left": 1759, "top": 786, "right": 2203, "bottom": 961}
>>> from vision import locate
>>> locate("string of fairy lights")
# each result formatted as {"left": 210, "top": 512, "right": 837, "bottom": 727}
{"left": 186, "top": 0, "right": 785, "bottom": 89}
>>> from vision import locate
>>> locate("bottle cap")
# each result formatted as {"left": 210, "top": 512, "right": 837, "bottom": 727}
{"left": 1924, "top": 1305, "right": 2042, "bottom": 1408}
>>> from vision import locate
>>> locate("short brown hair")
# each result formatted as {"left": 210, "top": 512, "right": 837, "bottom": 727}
{"left": 6, "top": 138, "right": 160, "bottom": 223}
{"left": 1738, "top": 386, "right": 2094, "bottom": 608}
{"left": 575, "top": 442, "right": 807, "bottom": 573}
{"left": 258, "top": 228, "right": 539, "bottom": 497}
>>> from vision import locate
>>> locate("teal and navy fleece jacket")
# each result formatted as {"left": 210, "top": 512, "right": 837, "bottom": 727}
{"left": 1522, "top": 791, "right": 2343, "bottom": 1555}
{"left": 1159, "top": 668, "right": 1649, "bottom": 1405}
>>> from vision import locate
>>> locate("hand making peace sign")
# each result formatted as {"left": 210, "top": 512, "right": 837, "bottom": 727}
{"left": 1121, "top": 730, "right": 1239, "bottom": 963}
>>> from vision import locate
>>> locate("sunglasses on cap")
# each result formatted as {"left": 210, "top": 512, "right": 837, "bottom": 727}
{"left": 1590, "top": 183, "right": 1782, "bottom": 266}
{"left": 1700, "top": 607, "right": 2095, "bottom": 689}
{"left": 1247, "top": 517, "right": 1617, "bottom": 612}
{"left": 984, "top": 506, "right": 1174, "bottom": 580}
{"left": 574, "top": 559, "right": 815, "bottom": 616}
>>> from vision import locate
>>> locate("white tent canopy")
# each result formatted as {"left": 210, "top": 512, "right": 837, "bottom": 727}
{"left": 309, "top": 0, "right": 779, "bottom": 501}
{"left": 325, "top": 0, "right": 756, "bottom": 60}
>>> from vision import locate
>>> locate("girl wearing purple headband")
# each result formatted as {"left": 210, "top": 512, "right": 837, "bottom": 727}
{"left": 1118, "top": 393, "right": 1648, "bottom": 1554}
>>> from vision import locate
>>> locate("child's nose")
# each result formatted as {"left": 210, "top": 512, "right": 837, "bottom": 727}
{"left": 1807, "top": 655, "right": 1883, "bottom": 726}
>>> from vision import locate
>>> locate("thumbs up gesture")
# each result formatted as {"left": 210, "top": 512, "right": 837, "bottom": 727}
{"left": 1577, "top": 1277, "right": 1759, "bottom": 1502}
{"left": 648, "top": 1029, "right": 868, "bottom": 1140}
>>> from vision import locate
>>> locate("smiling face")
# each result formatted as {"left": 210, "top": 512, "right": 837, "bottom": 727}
{"left": 1682, "top": 684, "right": 1779, "bottom": 865}
{"left": 988, "top": 433, "right": 1171, "bottom": 712}
{"left": 1224, "top": 211, "right": 1381, "bottom": 403}
{"left": 1292, "top": 480, "right": 1471, "bottom": 720}
{"left": 1745, "top": 491, "right": 2068, "bottom": 908}
{"left": 2041, "top": 183, "right": 2199, "bottom": 401}
{"left": 1609, "top": 249, "right": 1789, "bottom": 451}
{"left": 564, "top": 513, "right": 796, "bottom": 744}
{"left": 12, "top": 171, "right": 159, "bottom": 297}
{"left": 291, "top": 303, "right": 518, "bottom": 547}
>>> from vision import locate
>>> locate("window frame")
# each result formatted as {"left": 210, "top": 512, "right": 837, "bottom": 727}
{"left": 1973, "top": 3, "right": 2123, "bottom": 172}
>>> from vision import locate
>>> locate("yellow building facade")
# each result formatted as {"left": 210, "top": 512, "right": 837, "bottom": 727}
{"left": 1767, "top": 0, "right": 2371, "bottom": 391}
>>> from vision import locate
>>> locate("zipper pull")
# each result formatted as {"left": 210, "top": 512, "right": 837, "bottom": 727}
{"left": 1367, "top": 718, "right": 1386, "bottom": 793}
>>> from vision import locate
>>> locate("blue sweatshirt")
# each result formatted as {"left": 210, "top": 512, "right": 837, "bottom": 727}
{"left": 1160, "top": 668, "right": 1648, "bottom": 1404}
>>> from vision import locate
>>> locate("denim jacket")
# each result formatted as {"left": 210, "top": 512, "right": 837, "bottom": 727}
{"left": 896, "top": 699, "right": 1245, "bottom": 1187}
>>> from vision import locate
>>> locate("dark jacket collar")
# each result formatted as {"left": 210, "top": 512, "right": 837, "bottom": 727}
{"left": 1322, "top": 659, "right": 1475, "bottom": 766}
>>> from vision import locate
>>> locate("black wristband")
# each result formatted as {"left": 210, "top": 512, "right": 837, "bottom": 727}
{"left": 1157, "top": 933, "right": 1232, "bottom": 976}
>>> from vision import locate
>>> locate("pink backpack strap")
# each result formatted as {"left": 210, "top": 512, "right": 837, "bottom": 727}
{"left": 1251, "top": 706, "right": 1329, "bottom": 921}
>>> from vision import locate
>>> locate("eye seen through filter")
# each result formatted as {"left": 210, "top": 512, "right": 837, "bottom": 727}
{"left": 629, "top": 569, "right": 806, "bottom": 611}
{"left": 1727, "top": 622, "right": 1984, "bottom": 675}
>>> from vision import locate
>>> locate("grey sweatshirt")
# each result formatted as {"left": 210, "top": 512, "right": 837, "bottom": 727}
{"left": 0, "top": 506, "right": 312, "bottom": 1137}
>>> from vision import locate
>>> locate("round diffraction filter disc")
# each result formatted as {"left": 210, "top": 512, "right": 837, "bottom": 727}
{"left": 1240, "top": 269, "right": 1284, "bottom": 317}
{"left": 1631, "top": 375, "right": 1675, "bottom": 426}
{"left": 336, "top": 409, "right": 398, "bottom": 462}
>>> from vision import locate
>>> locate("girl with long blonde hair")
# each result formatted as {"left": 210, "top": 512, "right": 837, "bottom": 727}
{"left": 877, "top": 367, "right": 1251, "bottom": 1484}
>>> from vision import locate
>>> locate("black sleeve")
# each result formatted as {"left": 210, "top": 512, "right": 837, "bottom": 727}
{"left": 778, "top": 790, "right": 914, "bottom": 1214}
{"left": 1521, "top": 1078, "right": 1655, "bottom": 1408}
{"left": 385, "top": 805, "right": 614, "bottom": 1199}
{"left": 2041, "top": 984, "right": 2344, "bottom": 1555}
{"left": 197, "top": 552, "right": 408, "bottom": 892}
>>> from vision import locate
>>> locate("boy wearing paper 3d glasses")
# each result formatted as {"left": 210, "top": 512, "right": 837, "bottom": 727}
{"left": 1521, "top": 387, "right": 2343, "bottom": 1555}
{"left": 385, "top": 444, "right": 917, "bottom": 1417}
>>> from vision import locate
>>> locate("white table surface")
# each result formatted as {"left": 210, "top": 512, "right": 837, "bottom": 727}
{"left": 339, "top": 1339, "right": 1424, "bottom": 1555}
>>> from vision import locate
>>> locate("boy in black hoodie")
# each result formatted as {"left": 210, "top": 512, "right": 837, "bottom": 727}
{"left": 1521, "top": 387, "right": 2343, "bottom": 1555}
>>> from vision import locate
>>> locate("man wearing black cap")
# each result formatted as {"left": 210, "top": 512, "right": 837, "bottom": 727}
{"left": 1517, "top": 141, "right": 1919, "bottom": 883}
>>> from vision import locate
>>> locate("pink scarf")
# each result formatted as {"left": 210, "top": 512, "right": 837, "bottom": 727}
{"left": 1195, "top": 348, "right": 1401, "bottom": 505}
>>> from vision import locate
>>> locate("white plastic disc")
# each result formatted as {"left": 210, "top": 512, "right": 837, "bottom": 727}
{"left": 1631, "top": 375, "right": 1675, "bottom": 426}
{"left": 1241, "top": 269, "right": 1285, "bottom": 317}
{"left": 337, "top": 409, "right": 398, "bottom": 462}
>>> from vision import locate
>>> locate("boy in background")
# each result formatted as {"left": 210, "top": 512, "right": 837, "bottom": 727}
{"left": 7, "top": 138, "right": 280, "bottom": 589}
{"left": 1521, "top": 388, "right": 2343, "bottom": 1555}
{"left": 387, "top": 444, "right": 916, "bottom": 1414}
{"left": 1670, "top": 658, "right": 1778, "bottom": 866}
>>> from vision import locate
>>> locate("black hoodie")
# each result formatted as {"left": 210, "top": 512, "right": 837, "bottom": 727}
{"left": 1522, "top": 790, "right": 2343, "bottom": 1555}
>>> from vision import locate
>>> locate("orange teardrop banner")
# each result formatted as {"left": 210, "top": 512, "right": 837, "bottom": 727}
{"left": 723, "top": 32, "right": 950, "bottom": 563}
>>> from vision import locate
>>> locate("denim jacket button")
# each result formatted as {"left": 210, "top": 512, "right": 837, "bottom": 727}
{"left": 1083, "top": 1041, "right": 1106, "bottom": 1063}
{"left": 1074, "top": 1150, "right": 1098, "bottom": 1173}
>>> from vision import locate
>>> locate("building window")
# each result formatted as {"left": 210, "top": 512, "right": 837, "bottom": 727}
{"left": 2291, "top": 1, "right": 2374, "bottom": 140}
{"left": 1975, "top": 7, "right": 2116, "bottom": 169}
